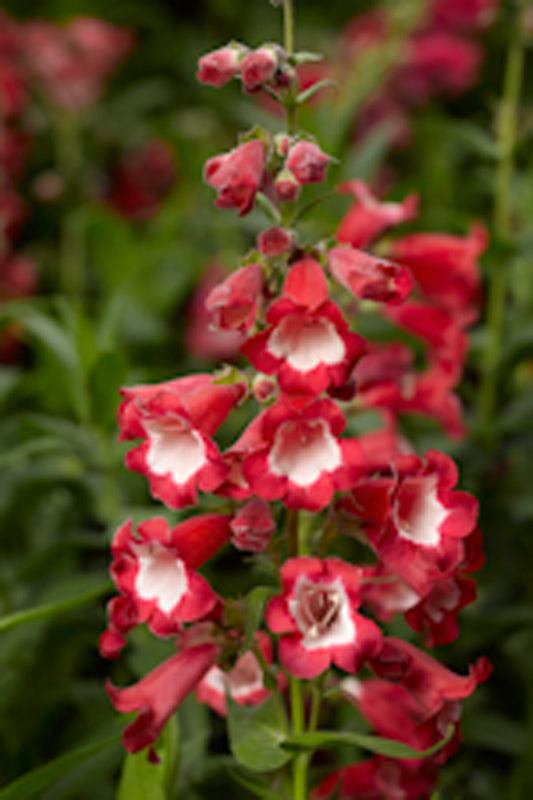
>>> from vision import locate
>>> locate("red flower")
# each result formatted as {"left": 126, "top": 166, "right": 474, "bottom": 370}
{"left": 100, "top": 514, "right": 230, "bottom": 651}
{"left": 312, "top": 756, "right": 438, "bottom": 800}
{"left": 266, "top": 557, "right": 382, "bottom": 679}
{"left": 205, "top": 262, "right": 263, "bottom": 332}
{"left": 336, "top": 180, "right": 418, "bottom": 249}
{"left": 23, "top": 17, "right": 134, "bottom": 110}
{"left": 204, "top": 139, "right": 266, "bottom": 215}
{"left": 389, "top": 222, "right": 487, "bottom": 323}
{"left": 118, "top": 374, "right": 246, "bottom": 509}
{"left": 369, "top": 637, "right": 491, "bottom": 724}
{"left": 196, "top": 633, "right": 278, "bottom": 715}
{"left": 107, "top": 642, "right": 220, "bottom": 758}
{"left": 398, "top": 32, "right": 482, "bottom": 102}
{"left": 345, "top": 450, "right": 479, "bottom": 595}
{"left": 328, "top": 245, "right": 413, "bottom": 305}
{"left": 242, "top": 396, "right": 365, "bottom": 511}
{"left": 241, "top": 257, "right": 366, "bottom": 396}
{"left": 429, "top": 0, "right": 499, "bottom": 31}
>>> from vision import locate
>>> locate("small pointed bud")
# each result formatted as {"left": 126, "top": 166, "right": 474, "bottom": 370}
{"left": 274, "top": 168, "right": 301, "bottom": 202}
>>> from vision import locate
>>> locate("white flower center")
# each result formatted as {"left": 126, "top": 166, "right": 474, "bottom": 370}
{"left": 145, "top": 417, "right": 206, "bottom": 484}
{"left": 425, "top": 580, "right": 461, "bottom": 623}
{"left": 289, "top": 576, "right": 355, "bottom": 650}
{"left": 203, "top": 651, "right": 264, "bottom": 700}
{"left": 394, "top": 476, "right": 447, "bottom": 548}
{"left": 269, "top": 419, "right": 342, "bottom": 487}
{"left": 133, "top": 541, "right": 188, "bottom": 613}
{"left": 267, "top": 315, "right": 345, "bottom": 372}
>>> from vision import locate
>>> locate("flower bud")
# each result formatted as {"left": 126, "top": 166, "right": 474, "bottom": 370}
{"left": 274, "top": 168, "right": 301, "bottom": 203}
{"left": 197, "top": 42, "right": 248, "bottom": 87}
{"left": 240, "top": 44, "right": 283, "bottom": 91}
{"left": 286, "top": 140, "right": 330, "bottom": 185}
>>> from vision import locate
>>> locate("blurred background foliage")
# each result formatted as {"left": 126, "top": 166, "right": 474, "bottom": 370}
{"left": 0, "top": 0, "right": 533, "bottom": 798}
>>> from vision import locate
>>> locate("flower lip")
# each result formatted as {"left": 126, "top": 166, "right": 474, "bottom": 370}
{"left": 132, "top": 541, "right": 188, "bottom": 614}
{"left": 266, "top": 314, "right": 346, "bottom": 373}
{"left": 268, "top": 418, "right": 342, "bottom": 487}
{"left": 145, "top": 417, "right": 207, "bottom": 484}
{"left": 289, "top": 576, "right": 355, "bottom": 650}
{"left": 393, "top": 476, "right": 447, "bottom": 548}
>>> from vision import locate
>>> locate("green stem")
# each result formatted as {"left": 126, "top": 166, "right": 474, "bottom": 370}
{"left": 479, "top": 8, "right": 524, "bottom": 433}
{"left": 290, "top": 676, "right": 308, "bottom": 800}
{"left": 287, "top": 509, "right": 300, "bottom": 558}
{"left": 282, "top": 0, "right": 297, "bottom": 134}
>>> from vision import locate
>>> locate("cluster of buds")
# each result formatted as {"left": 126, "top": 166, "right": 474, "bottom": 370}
{"left": 101, "top": 13, "right": 490, "bottom": 797}
{"left": 198, "top": 40, "right": 291, "bottom": 94}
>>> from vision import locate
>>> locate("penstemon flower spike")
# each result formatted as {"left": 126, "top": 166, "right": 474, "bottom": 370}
{"left": 102, "top": 2, "right": 490, "bottom": 797}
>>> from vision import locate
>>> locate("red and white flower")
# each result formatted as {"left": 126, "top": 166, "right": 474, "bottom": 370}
{"left": 100, "top": 514, "right": 230, "bottom": 648}
{"left": 266, "top": 557, "right": 382, "bottom": 679}
{"left": 344, "top": 450, "right": 479, "bottom": 595}
{"left": 118, "top": 373, "right": 246, "bottom": 508}
{"left": 243, "top": 396, "right": 365, "bottom": 511}
{"left": 241, "top": 256, "right": 366, "bottom": 396}
{"left": 196, "top": 633, "right": 277, "bottom": 715}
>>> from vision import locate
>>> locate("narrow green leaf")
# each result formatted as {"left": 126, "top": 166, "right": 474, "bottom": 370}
{"left": 282, "top": 726, "right": 455, "bottom": 760}
{"left": 0, "top": 301, "right": 88, "bottom": 421}
{"left": 296, "top": 79, "right": 337, "bottom": 105}
{"left": 0, "top": 580, "right": 112, "bottom": 633}
{"left": 229, "top": 769, "right": 284, "bottom": 800}
{"left": 243, "top": 586, "right": 277, "bottom": 650}
{"left": 290, "top": 51, "right": 323, "bottom": 65}
{"left": 226, "top": 695, "right": 291, "bottom": 772}
{"left": 0, "top": 734, "right": 121, "bottom": 800}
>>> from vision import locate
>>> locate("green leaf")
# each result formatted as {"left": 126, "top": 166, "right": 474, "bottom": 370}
{"left": 0, "top": 734, "right": 121, "bottom": 800}
{"left": 0, "top": 301, "right": 88, "bottom": 422}
{"left": 229, "top": 769, "right": 285, "bottom": 800}
{"left": 0, "top": 579, "right": 112, "bottom": 633}
{"left": 117, "top": 749, "right": 167, "bottom": 800}
{"left": 282, "top": 725, "right": 455, "bottom": 760}
{"left": 243, "top": 586, "right": 277, "bottom": 650}
{"left": 88, "top": 350, "right": 127, "bottom": 429}
{"left": 296, "top": 79, "right": 337, "bottom": 105}
{"left": 226, "top": 695, "right": 291, "bottom": 772}
{"left": 290, "top": 51, "right": 323, "bottom": 65}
